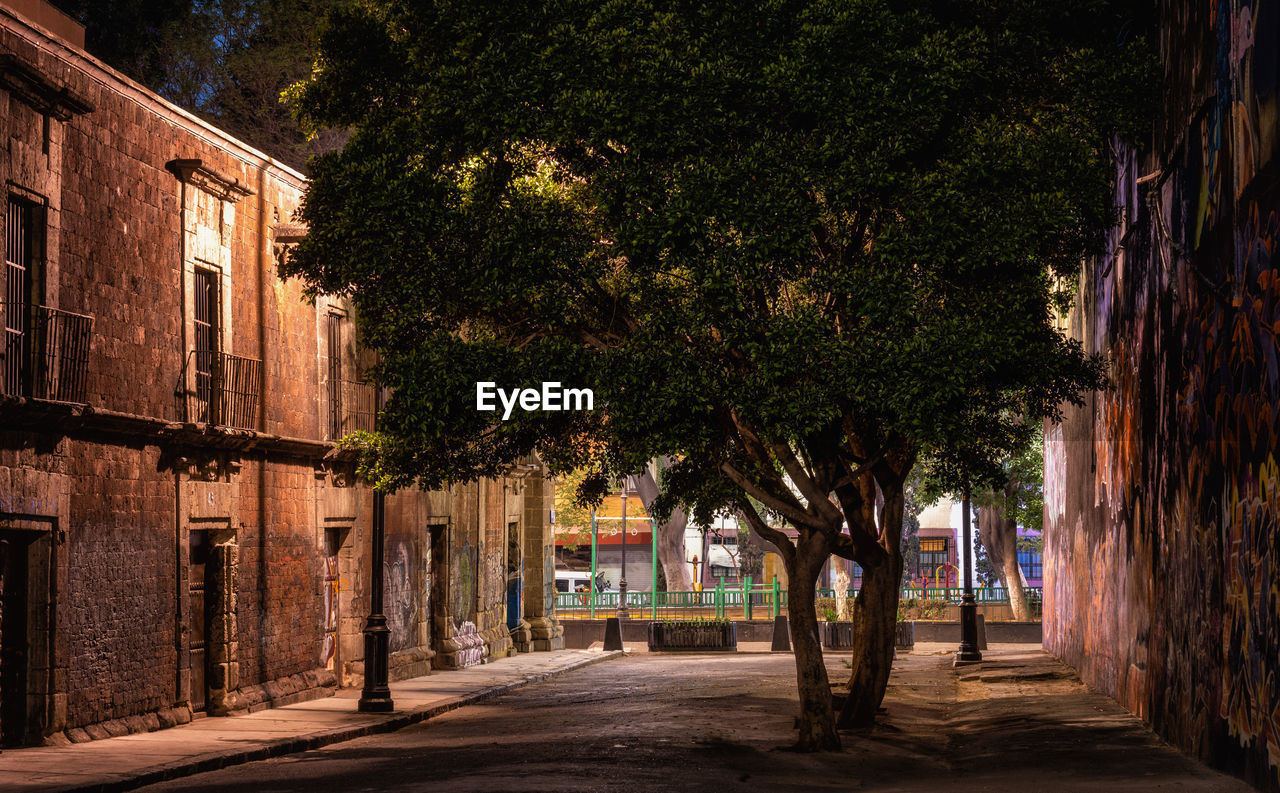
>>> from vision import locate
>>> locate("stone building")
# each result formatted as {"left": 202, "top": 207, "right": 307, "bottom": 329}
{"left": 1044, "top": 1, "right": 1279, "bottom": 789}
{"left": 0, "top": 0, "right": 560, "bottom": 747}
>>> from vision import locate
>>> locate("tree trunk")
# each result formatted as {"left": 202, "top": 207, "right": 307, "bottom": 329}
{"left": 634, "top": 467, "right": 693, "bottom": 591}
{"left": 977, "top": 486, "right": 1029, "bottom": 621}
{"left": 998, "top": 513, "right": 1029, "bottom": 621}
{"left": 786, "top": 548, "right": 841, "bottom": 751}
{"left": 837, "top": 549, "right": 902, "bottom": 727}
{"left": 837, "top": 477, "right": 906, "bottom": 729}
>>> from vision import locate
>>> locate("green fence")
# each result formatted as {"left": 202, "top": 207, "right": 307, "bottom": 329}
{"left": 554, "top": 579, "right": 1043, "bottom": 620}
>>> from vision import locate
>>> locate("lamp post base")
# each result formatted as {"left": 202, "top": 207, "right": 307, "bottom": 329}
{"left": 954, "top": 594, "right": 983, "bottom": 664}
{"left": 358, "top": 613, "right": 395, "bottom": 712}
{"left": 617, "top": 579, "right": 630, "bottom": 620}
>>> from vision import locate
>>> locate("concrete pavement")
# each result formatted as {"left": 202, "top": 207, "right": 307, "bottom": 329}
{"left": 0, "top": 649, "right": 622, "bottom": 793}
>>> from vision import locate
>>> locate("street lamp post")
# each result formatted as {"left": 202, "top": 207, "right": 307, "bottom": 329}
{"left": 955, "top": 483, "right": 983, "bottom": 663}
{"left": 618, "top": 476, "right": 630, "bottom": 619}
{"left": 359, "top": 490, "right": 394, "bottom": 711}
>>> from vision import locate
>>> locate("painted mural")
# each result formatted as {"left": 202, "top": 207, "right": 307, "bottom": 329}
{"left": 1046, "top": 1, "right": 1280, "bottom": 788}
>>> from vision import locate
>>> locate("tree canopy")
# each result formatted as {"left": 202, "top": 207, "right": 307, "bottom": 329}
{"left": 286, "top": 0, "right": 1153, "bottom": 750}
{"left": 52, "top": 0, "right": 346, "bottom": 169}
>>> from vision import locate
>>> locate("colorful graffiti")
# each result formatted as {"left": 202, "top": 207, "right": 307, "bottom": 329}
{"left": 1045, "top": 1, "right": 1280, "bottom": 788}
{"left": 320, "top": 553, "right": 339, "bottom": 670}
{"left": 451, "top": 541, "right": 475, "bottom": 624}
{"left": 451, "top": 620, "right": 487, "bottom": 668}
{"left": 385, "top": 541, "right": 416, "bottom": 653}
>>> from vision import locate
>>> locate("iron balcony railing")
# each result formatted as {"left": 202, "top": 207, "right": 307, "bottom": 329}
{"left": 178, "top": 349, "right": 262, "bottom": 430}
{"left": 331, "top": 378, "right": 376, "bottom": 438}
{"left": 1, "top": 303, "right": 93, "bottom": 404}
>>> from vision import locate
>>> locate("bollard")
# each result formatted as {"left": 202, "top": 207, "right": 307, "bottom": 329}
{"left": 771, "top": 614, "right": 791, "bottom": 652}
{"left": 604, "top": 617, "right": 624, "bottom": 651}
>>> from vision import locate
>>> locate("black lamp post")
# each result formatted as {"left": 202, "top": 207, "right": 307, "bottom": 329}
{"left": 618, "top": 475, "right": 631, "bottom": 619}
{"left": 359, "top": 490, "right": 394, "bottom": 711}
{"left": 955, "top": 483, "right": 983, "bottom": 663}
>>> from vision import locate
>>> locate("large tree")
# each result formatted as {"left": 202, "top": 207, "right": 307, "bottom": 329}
{"left": 285, "top": 0, "right": 1152, "bottom": 749}
{"left": 52, "top": 0, "right": 345, "bottom": 169}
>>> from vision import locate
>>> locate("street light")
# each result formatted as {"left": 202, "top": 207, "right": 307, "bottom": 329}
{"left": 955, "top": 483, "right": 982, "bottom": 663}
{"left": 618, "top": 475, "right": 631, "bottom": 619}
{"left": 359, "top": 490, "right": 394, "bottom": 711}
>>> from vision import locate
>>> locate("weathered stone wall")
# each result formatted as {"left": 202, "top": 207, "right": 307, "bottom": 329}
{"left": 1045, "top": 2, "right": 1280, "bottom": 788}
{"left": 0, "top": 2, "right": 559, "bottom": 744}
{"left": 62, "top": 441, "right": 175, "bottom": 729}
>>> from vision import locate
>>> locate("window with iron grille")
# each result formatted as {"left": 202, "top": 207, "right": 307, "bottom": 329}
{"left": 327, "top": 311, "right": 344, "bottom": 439}
{"left": 4, "top": 197, "right": 37, "bottom": 396}
{"left": 192, "top": 266, "right": 219, "bottom": 421}
{"left": 325, "top": 309, "right": 376, "bottom": 438}
{"left": 3, "top": 194, "right": 92, "bottom": 404}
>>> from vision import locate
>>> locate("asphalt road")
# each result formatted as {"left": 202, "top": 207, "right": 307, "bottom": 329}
{"left": 135, "top": 649, "right": 1253, "bottom": 793}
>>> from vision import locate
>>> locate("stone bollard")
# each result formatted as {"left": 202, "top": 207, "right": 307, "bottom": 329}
{"left": 603, "top": 617, "right": 624, "bottom": 651}
{"left": 771, "top": 615, "right": 791, "bottom": 652}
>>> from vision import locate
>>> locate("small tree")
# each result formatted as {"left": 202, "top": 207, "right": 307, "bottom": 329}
{"left": 287, "top": 0, "right": 1151, "bottom": 749}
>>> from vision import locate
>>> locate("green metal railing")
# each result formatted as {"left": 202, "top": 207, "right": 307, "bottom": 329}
{"left": 554, "top": 579, "right": 1042, "bottom": 620}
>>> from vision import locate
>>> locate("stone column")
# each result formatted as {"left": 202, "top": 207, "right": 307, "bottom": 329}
{"left": 522, "top": 473, "right": 563, "bottom": 651}
{"left": 206, "top": 539, "right": 241, "bottom": 715}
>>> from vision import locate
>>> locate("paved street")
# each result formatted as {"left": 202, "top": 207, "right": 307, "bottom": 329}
{"left": 132, "top": 645, "right": 1252, "bottom": 793}
{"left": 0, "top": 650, "right": 620, "bottom": 793}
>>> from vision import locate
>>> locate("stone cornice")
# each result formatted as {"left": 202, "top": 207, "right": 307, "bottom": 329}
{"left": 165, "top": 158, "right": 256, "bottom": 203}
{"left": 0, "top": 52, "right": 93, "bottom": 120}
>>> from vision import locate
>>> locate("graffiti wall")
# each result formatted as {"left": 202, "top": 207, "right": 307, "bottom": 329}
{"left": 384, "top": 540, "right": 417, "bottom": 653}
{"left": 1045, "top": 1, "right": 1280, "bottom": 788}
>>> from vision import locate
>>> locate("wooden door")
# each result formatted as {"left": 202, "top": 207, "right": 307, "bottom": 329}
{"left": 188, "top": 530, "right": 210, "bottom": 712}
{"left": 0, "top": 532, "right": 29, "bottom": 745}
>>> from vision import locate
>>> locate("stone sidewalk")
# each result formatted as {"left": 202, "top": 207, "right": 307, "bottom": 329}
{"left": 0, "top": 649, "right": 622, "bottom": 793}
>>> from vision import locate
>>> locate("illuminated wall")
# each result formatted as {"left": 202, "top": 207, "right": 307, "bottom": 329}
{"left": 1045, "top": 1, "right": 1280, "bottom": 788}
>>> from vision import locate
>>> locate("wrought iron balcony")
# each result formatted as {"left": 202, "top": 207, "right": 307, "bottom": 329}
{"left": 328, "top": 378, "right": 377, "bottom": 439}
{"left": 1, "top": 303, "right": 94, "bottom": 404}
{"left": 178, "top": 349, "right": 262, "bottom": 430}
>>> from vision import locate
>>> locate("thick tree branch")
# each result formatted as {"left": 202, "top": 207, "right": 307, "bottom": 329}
{"left": 832, "top": 449, "right": 884, "bottom": 492}
{"left": 770, "top": 440, "right": 843, "bottom": 524}
{"left": 720, "top": 461, "right": 822, "bottom": 529}
{"left": 737, "top": 499, "right": 795, "bottom": 565}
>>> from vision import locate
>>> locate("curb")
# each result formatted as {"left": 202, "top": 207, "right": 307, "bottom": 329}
{"left": 57, "top": 651, "right": 624, "bottom": 793}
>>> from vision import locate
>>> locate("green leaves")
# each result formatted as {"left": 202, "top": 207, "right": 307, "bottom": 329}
{"left": 286, "top": 0, "right": 1152, "bottom": 521}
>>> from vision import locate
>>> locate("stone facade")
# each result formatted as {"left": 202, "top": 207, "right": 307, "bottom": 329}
{"left": 1044, "top": 2, "right": 1280, "bottom": 790}
{"left": 0, "top": 1, "right": 559, "bottom": 747}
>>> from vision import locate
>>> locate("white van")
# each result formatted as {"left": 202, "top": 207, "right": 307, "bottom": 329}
{"left": 554, "top": 570, "right": 594, "bottom": 593}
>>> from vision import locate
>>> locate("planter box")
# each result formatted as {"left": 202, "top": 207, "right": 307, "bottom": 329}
{"left": 647, "top": 621, "right": 737, "bottom": 652}
{"left": 821, "top": 621, "right": 855, "bottom": 650}
{"left": 821, "top": 621, "right": 915, "bottom": 651}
